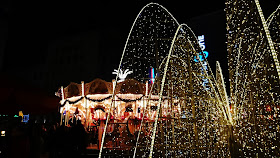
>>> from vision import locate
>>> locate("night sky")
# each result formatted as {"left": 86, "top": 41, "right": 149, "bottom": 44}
{"left": 1, "top": 0, "right": 279, "bottom": 94}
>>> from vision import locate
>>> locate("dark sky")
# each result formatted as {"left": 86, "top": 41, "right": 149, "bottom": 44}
{"left": 1, "top": 0, "right": 279, "bottom": 94}
{"left": 5, "top": 0, "right": 225, "bottom": 62}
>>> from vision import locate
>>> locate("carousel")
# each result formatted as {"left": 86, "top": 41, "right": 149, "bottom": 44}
{"left": 56, "top": 78, "right": 182, "bottom": 149}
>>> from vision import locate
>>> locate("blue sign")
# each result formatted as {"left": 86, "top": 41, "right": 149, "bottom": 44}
{"left": 195, "top": 35, "right": 209, "bottom": 90}
{"left": 194, "top": 51, "right": 209, "bottom": 62}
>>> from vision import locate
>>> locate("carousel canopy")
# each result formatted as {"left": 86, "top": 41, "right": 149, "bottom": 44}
{"left": 56, "top": 78, "right": 163, "bottom": 107}
{"left": 115, "top": 79, "right": 145, "bottom": 94}
{"left": 58, "top": 78, "right": 150, "bottom": 100}
{"left": 87, "top": 78, "right": 113, "bottom": 94}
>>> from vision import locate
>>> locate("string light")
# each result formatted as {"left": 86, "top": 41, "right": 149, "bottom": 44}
{"left": 99, "top": 3, "right": 232, "bottom": 157}
{"left": 58, "top": 1, "right": 279, "bottom": 157}
{"left": 226, "top": 0, "right": 280, "bottom": 157}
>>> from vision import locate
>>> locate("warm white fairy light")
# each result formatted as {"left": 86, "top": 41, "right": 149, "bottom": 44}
{"left": 114, "top": 1, "right": 232, "bottom": 157}
{"left": 99, "top": 3, "right": 181, "bottom": 158}
{"left": 56, "top": 1, "right": 279, "bottom": 157}
{"left": 109, "top": 2, "right": 232, "bottom": 154}
{"left": 216, "top": 61, "right": 233, "bottom": 124}
{"left": 226, "top": 0, "right": 280, "bottom": 157}
{"left": 255, "top": 0, "right": 280, "bottom": 81}
{"left": 148, "top": 24, "right": 182, "bottom": 158}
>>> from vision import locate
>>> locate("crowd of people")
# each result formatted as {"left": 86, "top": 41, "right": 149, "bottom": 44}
{"left": 3, "top": 118, "right": 89, "bottom": 158}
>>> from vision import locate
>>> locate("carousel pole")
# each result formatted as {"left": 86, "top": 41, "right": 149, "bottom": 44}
{"left": 82, "top": 81, "right": 88, "bottom": 129}
{"left": 60, "top": 86, "right": 64, "bottom": 126}
{"left": 65, "top": 102, "right": 68, "bottom": 126}
{"left": 63, "top": 87, "right": 70, "bottom": 126}
{"left": 144, "top": 81, "right": 148, "bottom": 118}
{"left": 112, "top": 79, "right": 118, "bottom": 117}
{"left": 146, "top": 81, "right": 148, "bottom": 96}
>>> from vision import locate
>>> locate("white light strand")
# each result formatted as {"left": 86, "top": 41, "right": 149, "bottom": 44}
{"left": 255, "top": 0, "right": 280, "bottom": 81}
{"left": 148, "top": 25, "right": 182, "bottom": 158}
{"left": 99, "top": 3, "right": 180, "bottom": 158}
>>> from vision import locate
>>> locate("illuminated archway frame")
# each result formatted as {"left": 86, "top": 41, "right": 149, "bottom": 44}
{"left": 98, "top": 2, "right": 233, "bottom": 158}
{"left": 146, "top": 24, "right": 232, "bottom": 158}
{"left": 225, "top": 1, "right": 280, "bottom": 157}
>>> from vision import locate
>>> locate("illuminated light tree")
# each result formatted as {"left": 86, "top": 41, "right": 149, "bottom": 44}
{"left": 225, "top": 0, "right": 280, "bottom": 157}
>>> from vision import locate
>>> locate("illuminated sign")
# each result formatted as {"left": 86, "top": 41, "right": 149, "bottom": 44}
{"left": 194, "top": 35, "right": 209, "bottom": 62}
{"left": 23, "top": 114, "right": 29, "bottom": 123}
{"left": 196, "top": 35, "right": 209, "bottom": 90}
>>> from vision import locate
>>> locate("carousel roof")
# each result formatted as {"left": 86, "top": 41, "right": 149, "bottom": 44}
{"left": 86, "top": 78, "right": 113, "bottom": 95}
{"left": 115, "top": 79, "right": 145, "bottom": 94}
{"left": 60, "top": 78, "right": 113, "bottom": 99}
{"left": 58, "top": 78, "right": 152, "bottom": 100}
